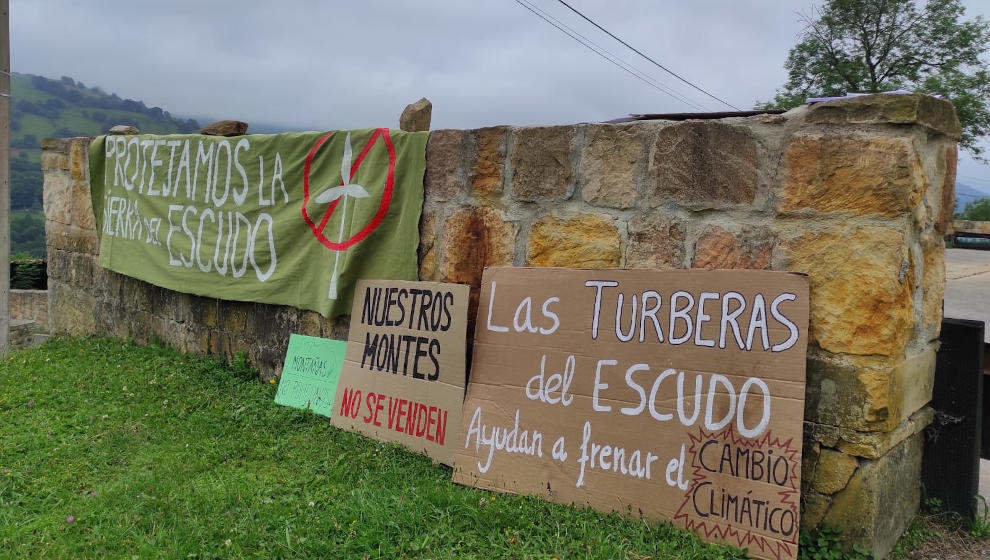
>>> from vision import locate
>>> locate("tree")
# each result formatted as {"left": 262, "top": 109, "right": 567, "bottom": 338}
{"left": 957, "top": 197, "right": 990, "bottom": 220}
{"left": 765, "top": 0, "right": 990, "bottom": 158}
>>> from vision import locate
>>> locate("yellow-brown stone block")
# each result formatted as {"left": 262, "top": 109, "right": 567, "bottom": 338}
{"left": 806, "top": 348, "right": 935, "bottom": 432}
{"left": 812, "top": 449, "right": 859, "bottom": 495}
{"left": 783, "top": 135, "right": 926, "bottom": 217}
{"left": 936, "top": 145, "right": 958, "bottom": 234}
{"left": 69, "top": 137, "right": 91, "bottom": 181}
{"left": 470, "top": 126, "right": 506, "bottom": 197}
{"left": 527, "top": 214, "right": 620, "bottom": 269}
{"left": 786, "top": 226, "right": 913, "bottom": 356}
{"left": 921, "top": 234, "right": 945, "bottom": 336}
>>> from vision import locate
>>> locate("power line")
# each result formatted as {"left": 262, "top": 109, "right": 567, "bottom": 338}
{"left": 517, "top": 0, "right": 709, "bottom": 111}
{"left": 554, "top": 0, "right": 742, "bottom": 111}
{"left": 513, "top": 0, "right": 709, "bottom": 112}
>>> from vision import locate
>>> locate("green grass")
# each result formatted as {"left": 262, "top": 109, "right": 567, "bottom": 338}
{"left": 0, "top": 337, "right": 749, "bottom": 559}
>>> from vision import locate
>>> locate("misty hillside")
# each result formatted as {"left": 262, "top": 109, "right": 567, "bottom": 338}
{"left": 10, "top": 73, "right": 202, "bottom": 256}
{"left": 955, "top": 182, "right": 990, "bottom": 213}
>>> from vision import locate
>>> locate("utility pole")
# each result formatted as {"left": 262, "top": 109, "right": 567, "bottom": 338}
{"left": 0, "top": 0, "right": 9, "bottom": 352}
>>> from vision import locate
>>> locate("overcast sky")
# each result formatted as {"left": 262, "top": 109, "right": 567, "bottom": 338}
{"left": 9, "top": 0, "right": 990, "bottom": 186}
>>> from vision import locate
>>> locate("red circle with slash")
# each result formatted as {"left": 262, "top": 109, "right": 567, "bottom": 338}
{"left": 301, "top": 128, "right": 396, "bottom": 251}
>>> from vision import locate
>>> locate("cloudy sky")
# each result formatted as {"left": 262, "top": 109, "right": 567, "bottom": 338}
{"left": 9, "top": 0, "right": 990, "bottom": 185}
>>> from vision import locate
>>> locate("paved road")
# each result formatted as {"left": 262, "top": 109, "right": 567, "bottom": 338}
{"left": 944, "top": 249, "right": 990, "bottom": 341}
{"left": 944, "top": 248, "right": 990, "bottom": 512}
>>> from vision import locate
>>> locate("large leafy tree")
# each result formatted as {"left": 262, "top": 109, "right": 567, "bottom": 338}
{"left": 765, "top": 0, "right": 990, "bottom": 158}
{"left": 957, "top": 197, "right": 990, "bottom": 220}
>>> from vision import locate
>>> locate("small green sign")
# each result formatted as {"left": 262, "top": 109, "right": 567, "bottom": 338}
{"left": 274, "top": 334, "right": 347, "bottom": 417}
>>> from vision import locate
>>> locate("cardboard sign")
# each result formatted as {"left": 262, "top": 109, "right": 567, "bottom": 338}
{"left": 452, "top": 268, "right": 809, "bottom": 560}
{"left": 331, "top": 279, "right": 470, "bottom": 464}
{"left": 274, "top": 334, "right": 347, "bottom": 417}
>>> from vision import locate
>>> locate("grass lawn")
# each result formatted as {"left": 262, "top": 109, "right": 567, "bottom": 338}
{"left": 0, "top": 337, "right": 750, "bottom": 559}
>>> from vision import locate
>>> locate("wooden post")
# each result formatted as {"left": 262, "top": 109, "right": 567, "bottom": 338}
{"left": 0, "top": 0, "right": 9, "bottom": 352}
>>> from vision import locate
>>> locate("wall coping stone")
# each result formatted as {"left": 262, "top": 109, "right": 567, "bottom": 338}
{"left": 805, "top": 93, "right": 961, "bottom": 139}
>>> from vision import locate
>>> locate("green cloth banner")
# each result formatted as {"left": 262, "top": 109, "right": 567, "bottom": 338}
{"left": 89, "top": 129, "right": 428, "bottom": 317}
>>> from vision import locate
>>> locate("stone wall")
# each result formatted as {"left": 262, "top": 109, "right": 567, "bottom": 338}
{"left": 42, "top": 93, "right": 959, "bottom": 558}
{"left": 10, "top": 289, "right": 49, "bottom": 326}
{"left": 951, "top": 219, "right": 990, "bottom": 234}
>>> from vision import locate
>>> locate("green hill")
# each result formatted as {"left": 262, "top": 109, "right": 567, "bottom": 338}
{"left": 10, "top": 73, "right": 202, "bottom": 257}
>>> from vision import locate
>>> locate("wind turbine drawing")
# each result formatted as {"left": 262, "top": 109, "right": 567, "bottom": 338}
{"left": 314, "top": 132, "right": 369, "bottom": 300}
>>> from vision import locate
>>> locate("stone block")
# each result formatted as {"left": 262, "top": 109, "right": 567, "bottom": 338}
{"left": 822, "top": 431, "right": 923, "bottom": 558}
{"left": 43, "top": 172, "right": 73, "bottom": 225}
{"left": 69, "top": 138, "right": 91, "bottom": 181}
{"left": 49, "top": 280, "right": 97, "bottom": 336}
{"left": 41, "top": 150, "right": 69, "bottom": 171}
{"left": 399, "top": 97, "right": 432, "bottom": 132}
{"left": 193, "top": 297, "right": 219, "bottom": 328}
{"left": 806, "top": 347, "right": 935, "bottom": 432}
{"left": 625, "top": 214, "right": 684, "bottom": 269}
{"left": 183, "top": 327, "right": 211, "bottom": 355}
{"left": 692, "top": 226, "right": 773, "bottom": 270}
{"left": 801, "top": 492, "right": 830, "bottom": 530}
{"left": 70, "top": 179, "right": 95, "bottom": 229}
{"left": 122, "top": 276, "right": 152, "bottom": 313}
{"left": 45, "top": 221, "right": 100, "bottom": 255}
{"left": 69, "top": 253, "right": 96, "bottom": 289}
{"left": 921, "top": 234, "right": 945, "bottom": 336}
{"left": 439, "top": 206, "right": 517, "bottom": 287}
{"left": 150, "top": 286, "right": 177, "bottom": 323}
{"left": 804, "top": 93, "right": 961, "bottom": 139}
{"left": 252, "top": 304, "right": 299, "bottom": 347}
{"left": 45, "top": 249, "right": 70, "bottom": 283}
{"left": 200, "top": 120, "right": 248, "bottom": 136}
{"left": 936, "top": 144, "right": 958, "bottom": 234}
{"left": 418, "top": 208, "right": 438, "bottom": 280}
{"left": 91, "top": 263, "right": 111, "bottom": 301}
{"left": 510, "top": 126, "right": 575, "bottom": 201}
{"left": 806, "top": 407, "right": 932, "bottom": 460}
{"left": 438, "top": 206, "right": 517, "bottom": 329}
{"left": 42, "top": 137, "right": 70, "bottom": 152}
{"left": 470, "top": 126, "right": 506, "bottom": 197}
{"left": 580, "top": 124, "right": 641, "bottom": 209}
{"left": 647, "top": 121, "right": 758, "bottom": 209}
{"left": 298, "top": 310, "right": 323, "bottom": 337}
{"left": 219, "top": 300, "right": 253, "bottom": 336}
{"left": 811, "top": 449, "right": 859, "bottom": 495}
{"left": 785, "top": 226, "right": 913, "bottom": 356}
{"left": 782, "top": 135, "right": 926, "bottom": 217}
{"left": 527, "top": 214, "right": 620, "bottom": 269}
{"left": 108, "top": 125, "right": 139, "bottom": 135}
{"left": 172, "top": 292, "right": 196, "bottom": 324}
{"left": 425, "top": 129, "right": 467, "bottom": 202}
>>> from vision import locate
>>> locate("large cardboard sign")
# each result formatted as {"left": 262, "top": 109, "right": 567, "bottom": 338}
{"left": 274, "top": 334, "right": 347, "bottom": 417}
{"left": 452, "top": 268, "right": 809, "bottom": 560}
{"left": 331, "top": 279, "right": 470, "bottom": 464}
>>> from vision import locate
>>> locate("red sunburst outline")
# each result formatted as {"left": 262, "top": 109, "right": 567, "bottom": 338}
{"left": 673, "top": 425, "right": 801, "bottom": 560}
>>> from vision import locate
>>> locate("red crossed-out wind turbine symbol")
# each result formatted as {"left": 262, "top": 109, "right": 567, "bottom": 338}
{"left": 301, "top": 129, "right": 396, "bottom": 300}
